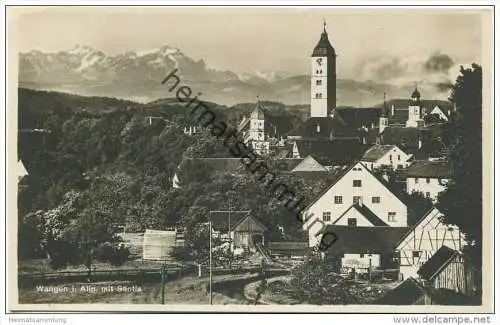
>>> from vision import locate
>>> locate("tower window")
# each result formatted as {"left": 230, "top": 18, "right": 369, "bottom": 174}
{"left": 316, "top": 80, "right": 322, "bottom": 86}
{"left": 315, "top": 93, "right": 322, "bottom": 99}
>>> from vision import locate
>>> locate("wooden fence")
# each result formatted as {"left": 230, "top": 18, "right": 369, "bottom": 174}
{"left": 18, "top": 266, "right": 196, "bottom": 288}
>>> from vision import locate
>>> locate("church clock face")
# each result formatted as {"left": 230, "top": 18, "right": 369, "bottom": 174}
{"left": 316, "top": 58, "right": 323, "bottom": 66}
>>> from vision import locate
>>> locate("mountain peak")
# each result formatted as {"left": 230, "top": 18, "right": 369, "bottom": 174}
{"left": 68, "top": 45, "right": 100, "bottom": 56}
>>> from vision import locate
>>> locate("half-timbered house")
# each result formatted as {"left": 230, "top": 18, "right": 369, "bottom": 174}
{"left": 396, "top": 207, "right": 466, "bottom": 280}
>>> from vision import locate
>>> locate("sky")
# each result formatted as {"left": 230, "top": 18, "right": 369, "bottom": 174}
{"left": 9, "top": 7, "right": 487, "bottom": 76}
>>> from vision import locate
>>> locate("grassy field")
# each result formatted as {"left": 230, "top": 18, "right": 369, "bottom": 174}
{"left": 18, "top": 273, "right": 257, "bottom": 304}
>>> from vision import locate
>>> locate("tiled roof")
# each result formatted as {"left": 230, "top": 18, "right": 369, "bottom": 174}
{"left": 378, "top": 127, "right": 425, "bottom": 154}
{"left": 333, "top": 203, "right": 389, "bottom": 227}
{"left": 305, "top": 161, "right": 410, "bottom": 211}
{"left": 336, "top": 107, "right": 380, "bottom": 129}
{"left": 418, "top": 246, "right": 459, "bottom": 281}
{"left": 287, "top": 116, "right": 359, "bottom": 140}
{"left": 361, "top": 144, "right": 396, "bottom": 162}
{"left": 295, "top": 139, "right": 370, "bottom": 166}
{"left": 404, "top": 160, "right": 452, "bottom": 178}
{"left": 291, "top": 156, "right": 328, "bottom": 172}
{"left": 210, "top": 213, "right": 266, "bottom": 232}
{"left": 250, "top": 101, "right": 265, "bottom": 120}
{"left": 322, "top": 225, "right": 410, "bottom": 255}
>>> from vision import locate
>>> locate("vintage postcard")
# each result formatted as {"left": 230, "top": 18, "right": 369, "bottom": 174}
{"left": 5, "top": 5, "right": 495, "bottom": 313}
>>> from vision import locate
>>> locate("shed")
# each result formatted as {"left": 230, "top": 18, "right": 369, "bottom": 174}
{"left": 418, "top": 246, "right": 477, "bottom": 297}
{"left": 210, "top": 213, "right": 267, "bottom": 252}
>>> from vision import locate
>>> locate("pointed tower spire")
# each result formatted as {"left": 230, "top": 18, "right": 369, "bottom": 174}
{"left": 323, "top": 18, "right": 327, "bottom": 32}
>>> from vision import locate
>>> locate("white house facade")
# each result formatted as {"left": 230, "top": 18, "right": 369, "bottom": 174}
{"left": 303, "top": 161, "right": 408, "bottom": 247}
{"left": 396, "top": 207, "right": 466, "bottom": 280}
{"left": 405, "top": 161, "right": 451, "bottom": 202}
{"left": 361, "top": 144, "right": 412, "bottom": 170}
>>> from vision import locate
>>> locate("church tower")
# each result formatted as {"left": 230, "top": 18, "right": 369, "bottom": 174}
{"left": 249, "top": 99, "right": 265, "bottom": 142}
{"left": 406, "top": 84, "right": 424, "bottom": 128}
{"left": 310, "top": 22, "right": 337, "bottom": 118}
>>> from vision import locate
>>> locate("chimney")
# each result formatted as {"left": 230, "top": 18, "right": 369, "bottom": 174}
{"left": 329, "top": 131, "right": 334, "bottom": 140}
{"left": 391, "top": 104, "right": 395, "bottom": 116}
{"left": 316, "top": 123, "right": 321, "bottom": 133}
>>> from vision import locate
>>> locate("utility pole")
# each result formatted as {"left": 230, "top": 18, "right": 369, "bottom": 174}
{"left": 161, "top": 263, "right": 167, "bottom": 304}
{"left": 209, "top": 219, "right": 212, "bottom": 305}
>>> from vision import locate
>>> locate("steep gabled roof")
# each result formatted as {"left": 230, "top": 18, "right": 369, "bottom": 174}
{"left": 210, "top": 212, "right": 266, "bottom": 232}
{"left": 361, "top": 144, "right": 397, "bottom": 162}
{"left": 251, "top": 101, "right": 265, "bottom": 120}
{"left": 294, "top": 139, "right": 370, "bottom": 166}
{"left": 404, "top": 160, "right": 452, "bottom": 178}
{"left": 291, "top": 155, "right": 328, "bottom": 172}
{"left": 305, "top": 161, "right": 408, "bottom": 211}
{"left": 322, "top": 225, "right": 410, "bottom": 255}
{"left": 332, "top": 203, "right": 389, "bottom": 227}
{"left": 379, "top": 127, "right": 424, "bottom": 153}
{"left": 418, "top": 246, "right": 460, "bottom": 281}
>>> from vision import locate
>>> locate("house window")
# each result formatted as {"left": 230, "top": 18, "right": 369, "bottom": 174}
{"left": 322, "top": 212, "right": 331, "bottom": 222}
{"left": 425, "top": 192, "right": 431, "bottom": 199}
{"left": 412, "top": 251, "right": 421, "bottom": 258}
{"left": 360, "top": 253, "right": 365, "bottom": 258}
{"left": 415, "top": 178, "right": 419, "bottom": 184}
{"left": 347, "top": 218, "right": 357, "bottom": 227}
{"left": 353, "top": 196, "right": 362, "bottom": 204}
{"left": 388, "top": 212, "right": 396, "bottom": 222}
{"left": 353, "top": 180, "right": 362, "bottom": 187}
{"left": 372, "top": 196, "right": 381, "bottom": 204}
{"left": 316, "top": 80, "right": 322, "bottom": 86}
{"left": 389, "top": 154, "right": 392, "bottom": 161}
{"left": 334, "top": 196, "right": 343, "bottom": 204}
{"left": 398, "top": 155, "right": 401, "bottom": 161}
{"left": 426, "top": 178, "right": 431, "bottom": 183}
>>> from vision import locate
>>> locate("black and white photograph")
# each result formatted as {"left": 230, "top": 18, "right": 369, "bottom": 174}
{"left": 4, "top": 5, "right": 495, "bottom": 315}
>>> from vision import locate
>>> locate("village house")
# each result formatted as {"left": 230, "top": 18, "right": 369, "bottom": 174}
{"left": 361, "top": 144, "right": 412, "bottom": 170}
{"left": 302, "top": 161, "right": 408, "bottom": 248}
{"left": 405, "top": 160, "right": 452, "bottom": 202}
{"left": 395, "top": 207, "right": 466, "bottom": 280}
{"left": 322, "top": 225, "right": 409, "bottom": 272}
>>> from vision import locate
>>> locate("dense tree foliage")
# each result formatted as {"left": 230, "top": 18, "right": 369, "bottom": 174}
{"left": 17, "top": 88, "right": 314, "bottom": 267}
{"left": 437, "top": 64, "right": 483, "bottom": 269}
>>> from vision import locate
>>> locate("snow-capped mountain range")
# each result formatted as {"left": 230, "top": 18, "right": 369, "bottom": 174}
{"left": 19, "top": 45, "right": 457, "bottom": 106}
